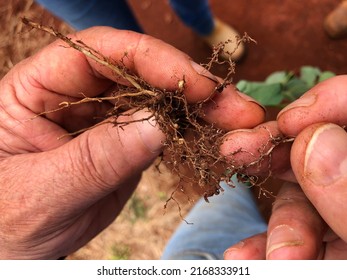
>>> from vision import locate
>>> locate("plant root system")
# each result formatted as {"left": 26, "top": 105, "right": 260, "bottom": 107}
{"left": 22, "top": 18, "right": 288, "bottom": 206}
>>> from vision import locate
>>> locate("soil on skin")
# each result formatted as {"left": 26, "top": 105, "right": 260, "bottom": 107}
{"left": 1, "top": 0, "right": 346, "bottom": 259}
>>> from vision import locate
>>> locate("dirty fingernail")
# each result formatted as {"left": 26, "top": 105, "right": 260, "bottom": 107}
{"left": 223, "top": 241, "right": 245, "bottom": 259}
{"left": 304, "top": 123, "right": 347, "bottom": 186}
{"left": 190, "top": 61, "right": 218, "bottom": 83}
{"left": 278, "top": 94, "right": 317, "bottom": 117}
{"left": 237, "top": 91, "right": 266, "bottom": 111}
{"left": 267, "top": 225, "right": 303, "bottom": 259}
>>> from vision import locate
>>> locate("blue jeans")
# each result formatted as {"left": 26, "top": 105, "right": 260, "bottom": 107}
{"left": 35, "top": 0, "right": 214, "bottom": 35}
{"left": 161, "top": 181, "right": 267, "bottom": 260}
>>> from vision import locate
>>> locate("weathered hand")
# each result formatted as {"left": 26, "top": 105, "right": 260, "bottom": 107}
{"left": 0, "top": 26, "right": 264, "bottom": 259}
{"left": 223, "top": 76, "right": 347, "bottom": 259}
{"left": 221, "top": 75, "right": 347, "bottom": 180}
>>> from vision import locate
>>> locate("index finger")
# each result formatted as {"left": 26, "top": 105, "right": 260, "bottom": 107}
{"left": 32, "top": 26, "right": 218, "bottom": 102}
{"left": 277, "top": 75, "right": 347, "bottom": 136}
{"left": 9, "top": 26, "right": 265, "bottom": 130}
{"left": 11, "top": 27, "right": 215, "bottom": 103}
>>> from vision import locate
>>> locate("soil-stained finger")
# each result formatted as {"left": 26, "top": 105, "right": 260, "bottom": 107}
{"left": 220, "top": 121, "right": 291, "bottom": 177}
{"left": 291, "top": 122, "right": 347, "bottom": 242}
{"left": 224, "top": 233, "right": 267, "bottom": 260}
{"left": 202, "top": 85, "right": 266, "bottom": 131}
{"left": 278, "top": 75, "right": 347, "bottom": 137}
{"left": 72, "top": 27, "right": 219, "bottom": 103}
{"left": 266, "top": 182, "right": 325, "bottom": 259}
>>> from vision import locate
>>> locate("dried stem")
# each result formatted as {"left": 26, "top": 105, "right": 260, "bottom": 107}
{"left": 22, "top": 17, "right": 142, "bottom": 89}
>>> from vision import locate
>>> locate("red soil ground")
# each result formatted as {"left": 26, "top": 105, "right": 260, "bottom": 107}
{"left": 129, "top": 0, "right": 347, "bottom": 82}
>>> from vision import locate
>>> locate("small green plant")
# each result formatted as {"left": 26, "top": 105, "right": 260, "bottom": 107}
{"left": 237, "top": 66, "right": 336, "bottom": 107}
{"left": 128, "top": 194, "right": 147, "bottom": 223}
{"left": 110, "top": 243, "right": 130, "bottom": 260}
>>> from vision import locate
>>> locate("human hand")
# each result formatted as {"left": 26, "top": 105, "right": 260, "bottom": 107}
{"left": 223, "top": 75, "right": 347, "bottom": 259}
{"left": 0, "top": 26, "right": 265, "bottom": 259}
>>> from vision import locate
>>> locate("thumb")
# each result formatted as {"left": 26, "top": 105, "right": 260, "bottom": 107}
{"left": 291, "top": 122, "right": 347, "bottom": 241}
{"left": 2, "top": 109, "right": 165, "bottom": 210}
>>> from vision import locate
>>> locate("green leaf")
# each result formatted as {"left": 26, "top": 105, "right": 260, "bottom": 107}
{"left": 265, "top": 71, "right": 289, "bottom": 84}
{"left": 300, "top": 66, "right": 321, "bottom": 87}
{"left": 237, "top": 66, "right": 336, "bottom": 108}
{"left": 283, "top": 78, "right": 311, "bottom": 101}
{"left": 318, "top": 71, "right": 335, "bottom": 82}
{"left": 245, "top": 83, "right": 283, "bottom": 106}
{"left": 235, "top": 80, "right": 248, "bottom": 92}
{"left": 236, "top": 80, "right": 265, "bottom": 93}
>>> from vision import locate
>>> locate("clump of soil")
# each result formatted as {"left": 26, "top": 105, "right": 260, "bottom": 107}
{"left": 23, "top": 18, "right": 278, "bottom": 205}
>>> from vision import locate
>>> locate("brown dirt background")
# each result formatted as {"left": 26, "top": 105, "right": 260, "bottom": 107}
{"left": 1, "top": 0, "right": 346, "bottom": 259}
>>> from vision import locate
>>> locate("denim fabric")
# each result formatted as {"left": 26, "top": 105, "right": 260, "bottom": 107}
{"left": 161, "top": 181, "right": 267, "bottom": 260}
{"left": 36, "top": 0, "right": 214, "bottom": 34}
{"left": 36, "top": 0, "right": 143, "bottom": 32}
{"left": 169, "top": 0, "right": 214, "bottom": 35}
